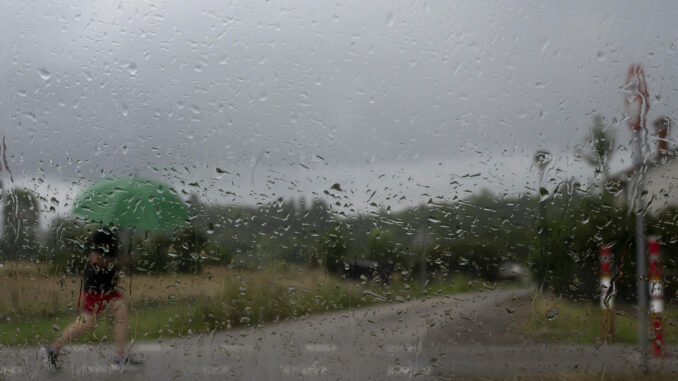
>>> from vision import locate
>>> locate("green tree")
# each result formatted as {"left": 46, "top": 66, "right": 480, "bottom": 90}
{"left": 578, "top": 115, "right": 615, "bottom": 186}
{"left": 2, "top": 187, "right": 41, "bottom": 261}
{"left": 139, "top": 233, "right": 172, "bottom": 274}
{"left": 45, "top": 217, "right": 89, "bottom": 274}
{"left": 173, "top": 226, "right": 207, "bottom": 273}
{"left": 318, "top": 224, "right": 348, "bottom": 274}
{"left": 529, "top": 182, "right": 632, "bottom": 298}
{"left": 367, "top": 228, "right": 400, "bottom": 266}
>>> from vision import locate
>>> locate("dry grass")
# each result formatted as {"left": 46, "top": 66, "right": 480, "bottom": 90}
{"left": 0, "top": 262, "right": 332, "bottom": 317}
{"left": 1, "top": 262, "right": 497, "bottom": 345}
{"left": 522, "top": 292, "right": 678, "bottom": 345}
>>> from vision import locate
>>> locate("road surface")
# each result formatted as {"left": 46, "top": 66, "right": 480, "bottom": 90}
{"left": 2, "top": 287, "right": 677, "bottom": 380}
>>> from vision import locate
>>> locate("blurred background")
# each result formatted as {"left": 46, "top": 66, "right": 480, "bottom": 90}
{"left": 2, "top": 1, "right": 678, "bottom": 378}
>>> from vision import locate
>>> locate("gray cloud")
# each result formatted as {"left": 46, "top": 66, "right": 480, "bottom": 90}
{"left": 2, "top": 0, "right": 677, "bottom": 212}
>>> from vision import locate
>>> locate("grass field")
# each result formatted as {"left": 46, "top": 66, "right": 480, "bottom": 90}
{"left": 0, "top": 262, "right": 491, "bottom": 345}
{"left": 523, "top": 292, "right": 678, "bottom": 345}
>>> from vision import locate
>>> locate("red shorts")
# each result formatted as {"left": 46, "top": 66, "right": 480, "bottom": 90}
{"left": 80, "top": 291, "right": 122, "bottom": 314}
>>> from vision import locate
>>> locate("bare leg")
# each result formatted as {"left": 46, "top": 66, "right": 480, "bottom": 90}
{"left": 52, "top": 313, "right": 97, "bottom": 353}
{"left": 109, "top": 297, "right": 129, "bottom": 357}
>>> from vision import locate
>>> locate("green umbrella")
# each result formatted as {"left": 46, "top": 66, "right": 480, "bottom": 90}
{"left": 72, "top": 176, "right": 190, "bottom": 232}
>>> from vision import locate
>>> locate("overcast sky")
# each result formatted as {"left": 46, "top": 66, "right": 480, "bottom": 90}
{"left": 2, "top": 0, "right": 678, "bottom": 221}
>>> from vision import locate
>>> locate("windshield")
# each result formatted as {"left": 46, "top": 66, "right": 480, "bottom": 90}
{"left": 2, "top": 1, "right": 678, "bottom": 380}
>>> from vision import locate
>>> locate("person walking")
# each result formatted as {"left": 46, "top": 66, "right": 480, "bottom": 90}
{"left": 41, "top": 228, "right": 143, "bottom": 371}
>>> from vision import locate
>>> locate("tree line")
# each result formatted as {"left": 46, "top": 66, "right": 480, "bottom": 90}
{"left": 2, "top": 177, "right": 677, "bottom": 303}
{"left": 2, "top": 117, "right": 678, "bottom": 301}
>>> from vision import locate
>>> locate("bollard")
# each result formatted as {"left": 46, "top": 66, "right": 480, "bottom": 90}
{"left": 648, "top": 237, "right": 664, "bottom": 357}
{"left": 600, "top": 245, "right": 614, "bottom": 343}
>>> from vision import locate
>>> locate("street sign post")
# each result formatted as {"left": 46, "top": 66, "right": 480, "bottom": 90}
{"left": 623, "top": 63, "right": 650, "bottom": 369}
{"left": 534, "top": 150, "right": 551, "bottom": 292}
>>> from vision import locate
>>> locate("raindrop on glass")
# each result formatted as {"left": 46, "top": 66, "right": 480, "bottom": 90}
{"left": 545, "top": 307, "right": 559, "bottom": 321}
{"left": 38, "top": 68, "right": 51, "bottom": 80}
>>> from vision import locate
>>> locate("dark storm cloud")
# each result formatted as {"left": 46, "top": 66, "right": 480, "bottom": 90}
{"left": 2, "top": 0, "right": 678, "bottom": 210}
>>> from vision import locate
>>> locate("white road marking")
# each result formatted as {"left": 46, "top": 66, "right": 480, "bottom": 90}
{"left": 281, "top": 365, "right": 329, "bottom": 377}
{"left": 0, "top": 366, "right": 24, "bottom": 375}
{"left": 304, "top": 343, "right": 337, "bottom": 352}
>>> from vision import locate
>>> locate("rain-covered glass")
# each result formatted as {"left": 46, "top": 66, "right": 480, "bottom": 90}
{"left": 2, "top": 1, "right": 678, "bottom": 379}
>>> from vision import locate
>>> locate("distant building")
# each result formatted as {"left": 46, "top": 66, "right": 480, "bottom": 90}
{"left": 613, "top": 117, "right": 677, "bottom": 214}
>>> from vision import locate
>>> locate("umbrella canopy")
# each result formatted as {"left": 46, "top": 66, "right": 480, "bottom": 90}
{"left": 72, "top": 177, "right": 190, "bottom": 231}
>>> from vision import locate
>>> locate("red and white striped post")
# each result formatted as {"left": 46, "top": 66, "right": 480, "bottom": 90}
{"left": 648, "top": 236, "right": 664, "bottom": 357}
{"left": 600, "top": 245, "right": 614, "bottom": 343}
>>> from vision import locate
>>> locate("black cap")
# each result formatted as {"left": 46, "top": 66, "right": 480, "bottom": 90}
{"left": 91, "top": 228, "right": 118, "bottom": 257}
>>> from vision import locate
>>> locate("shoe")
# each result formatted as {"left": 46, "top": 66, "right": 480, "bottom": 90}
{"left": 110, "top": 354, "right": 143, "bottom": 371}
{"left": 40, "top": 345, "right": 59, "bottom": 371}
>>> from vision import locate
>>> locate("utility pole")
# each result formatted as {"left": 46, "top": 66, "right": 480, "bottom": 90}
{"left": 534, "top": 149, "right": 551, "bottom": 292}
{"left": 623, "top": 64, "right": 649, "bottom": 371}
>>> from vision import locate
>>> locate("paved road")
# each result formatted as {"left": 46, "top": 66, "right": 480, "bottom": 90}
{"left": 2, "top": 288, "right": 677, "bottom": 380}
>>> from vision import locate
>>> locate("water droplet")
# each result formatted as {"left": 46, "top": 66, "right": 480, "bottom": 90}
{"left": 126, "top": 62, "right": 138, "bottom": 75}
{"left": 596, "top": 50, "right": 606, "bottom": 62}
{"left": 385, "top": 12, "right": 394, "bottom": 27}
{"left": 22, "top": 112, "right": 37, "bottom": 121}
{"left": 188, "top": 104, "right": 201, "bottom": 114}
{"left": 545, "top": 306, "right": 559, "bottom": 320}
{"left": 38, "top": 68, "right": 51, "bottom": 80}
{"left": 539, "top": 187, "right": 549, "bottom": 202}
{"left": 593, "top": 336, "right": 602, "bottom": 349}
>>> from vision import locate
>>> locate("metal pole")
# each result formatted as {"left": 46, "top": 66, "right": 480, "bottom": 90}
{"left": 539, "top": 168, "right": 547, "bottom": 290}
{"left": 634, "top": 133, "right": 648, "bottom": 368}
{"left": 534, "top": 150, "right": 551, "bottom": 293}
{"left": 624, "top": 64, "right": 649, "bottom": 370}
